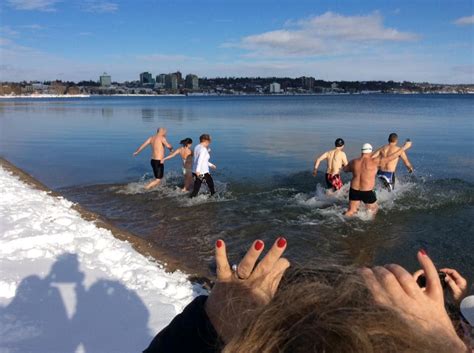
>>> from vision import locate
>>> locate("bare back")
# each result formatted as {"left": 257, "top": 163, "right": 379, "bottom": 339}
{"left": 379, "top": 144, "right": 402, "bottom": 172}
{"left": 326, "top": 148, "right": 348, "bottom": 175}
{"left": 150, "top": 135, "right": 167, "bottom": 161}
{"left": 349, "top": 156, "right": 379, "bottom": 191}
{"left": 179, "top": 147, "right": 193, "bottom": 169}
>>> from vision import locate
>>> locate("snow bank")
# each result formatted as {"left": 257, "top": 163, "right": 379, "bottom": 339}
{"left": 0, "top": 166, "right": 200, "bottom": 353}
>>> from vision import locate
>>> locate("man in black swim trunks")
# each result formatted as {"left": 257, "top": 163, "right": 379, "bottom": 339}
{"left": 133, "top": 127, "right": 174, "bottom": 190}
{"left": 343, "top": 141, "right": 412, "bottom": 217}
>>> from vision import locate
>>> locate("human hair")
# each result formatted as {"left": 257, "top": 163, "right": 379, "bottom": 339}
{"left": 180, "top": 138, "right": 193, "bottom": 146}
{"left": 200, "top": 134, "right": 211, "bottom": 142}
{"left": 388, "top": 133, "right": 398, "bottom": 143}
{"left": 223, "top": 266, "right": 455, "bottom": 353}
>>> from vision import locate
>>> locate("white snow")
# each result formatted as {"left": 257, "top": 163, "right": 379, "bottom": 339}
{"left": 0, "top": 166, "right": 201, "bottom": 353}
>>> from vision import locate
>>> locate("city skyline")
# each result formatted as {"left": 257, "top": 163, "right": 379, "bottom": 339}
{"left": 0, "top": 0, "right": 473, "bottom": 84}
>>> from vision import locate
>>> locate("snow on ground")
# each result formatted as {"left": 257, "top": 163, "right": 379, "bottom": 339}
{"left": 0, "top": 166, "right": 201, "bottom": 353}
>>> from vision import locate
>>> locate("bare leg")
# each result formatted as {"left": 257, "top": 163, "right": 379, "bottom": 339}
{"left": 345, "top": 200, "right": 360, "bottom": 216}
{"left": 367, "top": 202, "right": 378, "bottom": 215}
{"left": 182, "top": 173, "right": 193, "bottom": 192}
{"left": 145, "top": 179, "right": 161, "bottom": 190}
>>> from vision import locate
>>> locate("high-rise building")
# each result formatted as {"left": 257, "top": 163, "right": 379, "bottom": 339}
{"left": 165, "top": 74, "right": 178, "bottom": 90}
{"left": 269, "top": 82, "right": 281, "bottom": 94}
{"left": 156, "top": 74, "right": 166, "bottom": 86}
{"left": 140, "top": 72, "right": 153, "bottom": 85}
{"left": 301, "top": 76, "right": 315, "bottom": 91}
{"left": 100, "top": 72, "right": 112, "bottom": 87}
{"left": 185, "top": 74, "right": 199, "bottom": 90}
{"left": 174, "top": 71, "right": 183, "bottom": 83}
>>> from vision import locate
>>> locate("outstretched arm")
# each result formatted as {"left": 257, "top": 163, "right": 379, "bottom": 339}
{"left": 162, "top": 148, "right": 182, "bottom": 162}
{"left": 133, "top": 137, "right": 151, "bottom": 156}
{"left": 400, "top": 151, "right": 414, "bottom": 173}
{"left": 313, "top": 152, "right": 328, "bottom": 176}
{"left": 371, "top": 146, "right": 383, "bottom": 159}
{"left": 377, "top": 141, "right": 412, "bottom": 167}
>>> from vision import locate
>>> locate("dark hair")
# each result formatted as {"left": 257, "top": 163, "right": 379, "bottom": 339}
{"left": 200, "top": 134, "right": 211, "bottom": 142}
{"left": 388, "top": 133, "right": 398, "bottom": 143}
{"left": 335, "top": 138, "right": 344, "bottom": 147}
{"left": 180, "top": 138, "right": 193, "bottom": 146}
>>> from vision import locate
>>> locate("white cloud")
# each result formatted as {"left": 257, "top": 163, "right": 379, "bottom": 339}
{"left": 7, "top": 0, "right": 59, "bottom": 11}
{"left": 0, "top": 26, "right": 19, "bottom": 37}
{"left": 231, "top": 12, "right": 419, "bottom": 57}
{"left": 83, "top": 1, "right": 118, "bottom": 13}
{"left": 453, "top": 15, "right": 474, "bottom": 26}
{"left": 20, "top": 24, "right": 45, "bottom": 30}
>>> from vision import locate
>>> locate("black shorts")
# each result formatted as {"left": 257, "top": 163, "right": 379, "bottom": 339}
{"left": 150, "top": 159, "right": 164, "bottom": 179}
{"left": 349, "top": 188, "right": 377, "bottom": 204}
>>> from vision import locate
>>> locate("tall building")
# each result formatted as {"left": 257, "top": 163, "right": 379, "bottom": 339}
{"left": 185, "top": 74, "right": 199, "bottom": 90}
{"left": 301, "top": 76, "right": 315, "bottom": 91}
{"left": 269, "top": 82, "right": 281, "bottom": 94}
{"left": 165, "top": 74, "right": 178, "bottom": 90}
{"left": 100, "top": 72, "right": 111, "bottom": 87}
{"left": 140, "top": 72, "right": 153, "bottom": 85}
{"left": 174, "top": 71, "right": 183, "bottom": 83}
{"left": 156, "top": 74, "right": 167, "bottom": 87}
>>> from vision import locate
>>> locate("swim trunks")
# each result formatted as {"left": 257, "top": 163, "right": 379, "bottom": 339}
{"left": 377, "top": 170, "right": 396, "bottom": 191}
{"left": 349, "top": 188, "right": 377, "bottom": 204}
{"left": 150, "top": 159, "right": 164, "bottom": 179}
{"left": 325, "top": 173, "right": 343, "bottom": 191}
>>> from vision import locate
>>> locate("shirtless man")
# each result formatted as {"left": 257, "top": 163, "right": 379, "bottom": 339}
{"left": 343, "top": 140, "right": 412, "bottom": 217}
{"left": 372, "top": 133, "right": 414, "bottom": 191}
{"left": 313, "top": 138, "right": 348, "bottom": 192}
{"left": 133, "top": 127, "right": 173, "bottom": 190}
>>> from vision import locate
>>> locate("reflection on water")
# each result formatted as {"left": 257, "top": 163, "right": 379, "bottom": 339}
{"left": 1, "top": 95, "right": 473, "bottom": 280}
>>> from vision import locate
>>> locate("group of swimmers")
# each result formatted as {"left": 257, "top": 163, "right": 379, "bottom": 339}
{"left": 133, "top": 127, "right": 216, "bottom": 198}
{"left": 133, "top": 128, "right": 414, "bottom": 215}
{"left": 313, "top": 132, "right": 414, "bottom": 216}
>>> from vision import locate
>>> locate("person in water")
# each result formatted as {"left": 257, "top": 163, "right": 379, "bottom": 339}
{"left": 372, "top": 133, "right": 414, "bottom": 191}
{"left": 190, "top": 134, "right": 216, "bottom": 198}
{"left": 313, "top": 138, "right": 348, "bottom": 192}
{"left": 133, "top": 127, "right": 174, "bottom": 190}
{"left": 162, "top": 138, "right": 194, "bottom": 192}
{"left": 343, "top": 140, "right": 412, "bottom": 217}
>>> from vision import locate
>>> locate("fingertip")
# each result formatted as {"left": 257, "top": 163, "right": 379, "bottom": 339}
{"left": 254, "top": 239, "right": 264, "bottom": 251}
{"left": 276, "top": 236, "right": 287, "bottom": 249}
{"left": 216, "top": 239, "right": 224, "bottom": 249}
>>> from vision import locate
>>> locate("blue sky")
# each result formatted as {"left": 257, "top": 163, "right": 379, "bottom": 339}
{"left": 0, "top": 0, "right": 473, "bottom": 83}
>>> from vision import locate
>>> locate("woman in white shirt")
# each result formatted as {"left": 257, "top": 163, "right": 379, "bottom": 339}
{"left": 190, "top": 134, "right": 216, "bottom": 197}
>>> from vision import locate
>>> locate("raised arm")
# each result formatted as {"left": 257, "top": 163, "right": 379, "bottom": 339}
{"left": 400, "top": 150, "right": 414, "bottom": 173}
{"left": 371, "top": 146, "right": 383, "bottom": 159}
{"left": 133, "top": 137, "right": 151, "bottom": 156}
{"left": 313, "top": 152, "right": 328, "bottom": 176}
{"left": 162, "top": 147, "right": 182, "bottom": 162}
{"left": 377, "top": 141, "right": 412, "bottom": 167}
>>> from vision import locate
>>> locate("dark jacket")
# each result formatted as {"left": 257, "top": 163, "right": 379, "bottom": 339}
{"left": 143, "top": 295, "right": 222, "bottom": 353}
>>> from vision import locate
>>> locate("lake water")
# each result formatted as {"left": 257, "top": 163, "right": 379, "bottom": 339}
{"left": 1, "top": 95, "right": 473, "bottom": 281}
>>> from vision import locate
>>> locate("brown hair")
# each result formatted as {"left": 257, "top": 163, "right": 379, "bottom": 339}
{"left": 388, "top": 133, "right": 398, "bottom": 143}
{"left": 200, "top": 134, "right": 211, "bottom": 142}
{"left": 223, "top": 266, "right": 456, "bottom": 353}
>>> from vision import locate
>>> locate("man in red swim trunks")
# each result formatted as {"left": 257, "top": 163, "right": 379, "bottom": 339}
{"left": 313, "top": 138, "right": 348, "bottom": 193}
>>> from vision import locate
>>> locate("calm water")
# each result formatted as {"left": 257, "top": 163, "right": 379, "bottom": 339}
{"left": 1, "top": 95, "right": 473, "bottom": 280}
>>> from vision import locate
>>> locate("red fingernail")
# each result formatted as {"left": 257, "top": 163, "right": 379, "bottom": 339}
{"left": 254, "top": 240, "right": 264, "bottom": 251}
{"left": 277, "top": 237, "right": 287, "bottom": 248}
{"left": 419, "top": 249, "right": 427, "bottom": 256}
{"left": 216, "top": 240, "right": 223, "bottom": 248}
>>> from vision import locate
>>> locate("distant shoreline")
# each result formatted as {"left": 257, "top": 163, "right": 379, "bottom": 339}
{"left": 1, "top": 92, "right": 473, "bottom": 99}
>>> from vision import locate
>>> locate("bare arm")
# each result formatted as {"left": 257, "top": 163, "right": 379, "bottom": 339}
{"left": 133, "top": 137, "right": 151, "bottom": 156}
{"left": 162, "top": 147, "right": 182, "bottom": 162}
{"left": 162, "top": 137, "right": 174, "bottom": 152}
{"left": 342, "top": 152, "right": 349, "bottom": 167}
{"left": 378, "top": 141, "right": 412, "bottom": 167}
{"left": 400, "top": 151, "right": 414, "bottom": 173}
{"left": 371, "top": 146, "right": 383, "bottom": 159}
{"left": 343, "top": 160, "right": 352, "bottom": 173}
{"left": 313, "top": 152, "right": 328, "bottom": 176}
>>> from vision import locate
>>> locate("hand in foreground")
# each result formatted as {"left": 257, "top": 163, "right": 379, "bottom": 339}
{"left": 361, "top": 250, "right": 466, "bottom": 352}
{"left": 205, "top": 238, "right": 290, "bottom": 343}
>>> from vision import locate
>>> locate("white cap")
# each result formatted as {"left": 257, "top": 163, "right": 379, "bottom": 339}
{"left": 361, "top": 143, "right": 373, "bottom": 154}
{"left": 461, "top": 295, "right": 474, "bottom": 325}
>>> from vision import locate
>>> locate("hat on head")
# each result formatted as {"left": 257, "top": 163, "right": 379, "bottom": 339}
{"left": 461, "top": 295, "right": 474, "bottom": 325}
{"left": 335, "top": 138, "right": 345, "bottom": 147}
{"left": 361, "top": 143, "right": 373, "bottom": 154}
